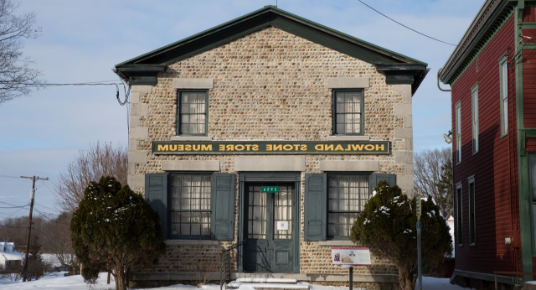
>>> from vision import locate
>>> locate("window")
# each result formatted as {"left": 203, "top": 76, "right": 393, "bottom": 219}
{"left": 145, "top": 173, "right": 235, "bottom": 241}
{"left": 472, "top": 85, "right": 479, "bottom": 154}
{"left": 177, "top": 90, "right": 208, "bottom": 135}
{"left": 500, "top": 56, "right": 508, "bottom": 136}
{"left": 304, "top": 173, "right": 395, "bottom": 241}
{"left": 333, "top": 90, "right": 364, "bottom": 135}
{"left": 468, "top": 176, "right": 476, "bottom": 246}
{"left": 169, "top": 174, "right": 211, "bottom": 239}
{"left": 456, "top": 183, "right": 463, "bottom": 246}
{"left": 327, "top": 174, "right": 369, "bottom": 239}
{"left": 455, "top": 102, "right": 462, "bottom": 164}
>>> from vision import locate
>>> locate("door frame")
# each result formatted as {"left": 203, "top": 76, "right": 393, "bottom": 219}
{"left": 238, "top": 172, "right": 301, "bottom": 273}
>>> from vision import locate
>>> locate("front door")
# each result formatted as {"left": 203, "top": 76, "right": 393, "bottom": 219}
{"left": 243, "top": 182, "right": 295, "bottom": 273}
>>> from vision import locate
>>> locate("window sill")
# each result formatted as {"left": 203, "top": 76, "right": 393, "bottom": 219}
{"left": 171, "top": 136, "right": 213, "bottom": 141}
{"left": 318, "top": 240, "right": 355, "bottom": 247}
{"left": 327, "top": 136, "right": 369, "bottom": 141}
{"left": 165, "top": 240, "right": 219, "bottom": 245}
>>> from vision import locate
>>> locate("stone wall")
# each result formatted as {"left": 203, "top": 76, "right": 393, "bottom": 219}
{"left": 127, "top": 27, "right": 412, "bottom": 282}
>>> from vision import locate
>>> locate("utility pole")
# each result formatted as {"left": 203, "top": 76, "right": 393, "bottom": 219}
{"left": 20, "top": 175, "right": 48, "bottom": 282}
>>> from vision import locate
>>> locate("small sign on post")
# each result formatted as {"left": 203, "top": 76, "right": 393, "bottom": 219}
{"left": 332, "top": 247, "right": 371, "bottom": 290}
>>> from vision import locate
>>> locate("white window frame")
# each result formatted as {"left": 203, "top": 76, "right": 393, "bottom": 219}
{"left": 468, "top": 176, "right": 476, "bottom": 246}
{"left": 499, "top": 56, "right": 508, "bottom": 136}
{"left": 456, "top": 182, "right": 463, "bottom": 247}
{"left": 455, "top": 102, "right": 462, "bottom": 164}
{"left": 472, "top": 84, "right": 479, "bottom": 154}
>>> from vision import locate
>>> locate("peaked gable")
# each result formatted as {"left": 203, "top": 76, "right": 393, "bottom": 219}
{"left": 115, "top": 6, "right": 427, "bottom": 93}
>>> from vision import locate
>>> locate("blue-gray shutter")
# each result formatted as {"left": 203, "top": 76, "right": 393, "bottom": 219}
{"left": 211, "top": 173, "right": 235, "bottom": 241}
{"left": 369, "top": 173, "right": 397, "bottom": 193}
{"left": 304, "top": 173, "right": 327, "bottom": 241}
{"left": 145, "top": 173, "right": 168, "bottom": 240}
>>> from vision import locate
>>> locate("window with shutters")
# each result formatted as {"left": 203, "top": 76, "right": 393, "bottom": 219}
{"left": 177, "top": 90, "right": 208, "bottom": 136}
{"left": 327, "top": 173, "right": 369, "bottom": 239}
{"left": 333, "top": 89, "right": 364, "bottom": 135}
{"left": 169, "top": 173, "right": 212, "bottom": 239}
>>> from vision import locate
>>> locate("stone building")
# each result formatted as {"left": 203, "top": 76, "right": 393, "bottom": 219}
{"left": 114, "top": 6, "right": 427, "bottom": 288}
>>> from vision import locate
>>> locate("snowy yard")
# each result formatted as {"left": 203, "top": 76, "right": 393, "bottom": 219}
{"left": 0, "top": 272, "right": 473, "bottom": 290}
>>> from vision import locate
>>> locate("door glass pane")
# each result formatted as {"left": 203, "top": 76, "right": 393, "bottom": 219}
{"left": 248, "top": 186, "right": 266, "bottom": 239}
{"left": 274, "top": 186, "right": 292, "bottom": 240}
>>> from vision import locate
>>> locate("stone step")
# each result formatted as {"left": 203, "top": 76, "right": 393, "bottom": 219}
{"left": 524, "top": 281, "right": 536, "bottom": 290}
{"left": 236, "top": 278, "right": 298, "bottom": 284}
{"left": 226, "top": 281, "right": 309, "bottom": 290}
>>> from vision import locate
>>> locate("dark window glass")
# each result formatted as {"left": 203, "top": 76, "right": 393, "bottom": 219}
{"left": 169, "top": 174, "right": 211, "bottom": 239}
{"left": 334, "top": 90, "right": 363, "bottom": 135}
{"left": 456, "top": 187, "right": 463, "bottom": 245}
{"left": 179, "top": 91, "right": 207, "bottom": 135}
{"left": 469, "top": 181, "right": 476, "bottom": 245}
{"left": 327, "top": 174, "right": 369, "bottom": 239}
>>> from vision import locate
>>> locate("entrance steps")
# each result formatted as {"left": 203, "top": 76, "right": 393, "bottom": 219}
{"left": 523, "top": 282, "right": 536, "bottom": 290}
{"left": 227, "top": 278, "right": 310, "bottom": 290}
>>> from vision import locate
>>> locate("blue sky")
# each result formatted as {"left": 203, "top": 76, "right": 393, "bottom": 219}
{"left": 0, "top": 0, "right": 484, "bottom": 220}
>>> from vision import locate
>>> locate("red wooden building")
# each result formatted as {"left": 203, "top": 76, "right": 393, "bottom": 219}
{"left": 439, "top": 0, "right": 536, "bottom": 288}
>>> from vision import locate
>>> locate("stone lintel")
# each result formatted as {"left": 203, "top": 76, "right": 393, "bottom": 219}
{"left": 235, "top": 156, "right": 305, "bottom": 171}
{"left": 172, "top": 78, "right": 213, "bottom": 89}
{"left": 319, "top": 160, "right": 379, "bottom": 172}
{"left": 326, "top": 135, "right": 370, "bottom": 141}
{"left": 171, "top": 136, "right": 213, "bottom": 141}
{"left": 130, "top": 85, "right": 153, "bottom": 93}
{"left": 327, "top": 77, "right": 369, "bottom": 88}
{"left": 161, "top": 160, "right": 220, "bottom": 171}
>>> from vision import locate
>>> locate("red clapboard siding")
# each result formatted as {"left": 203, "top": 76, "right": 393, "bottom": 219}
{"left": 450, "top": 15, "right": 520, "bottom": 275}
{"left": 523, "top": 7, "right": 536, "bottom": 22}
{"left": 524, "top": 50, "right": 536, "bottom": 128}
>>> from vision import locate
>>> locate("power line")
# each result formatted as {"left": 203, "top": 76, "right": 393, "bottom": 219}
{"left": 0, "top": 173, "right": 20, "bottom": 179}
{"left": 356, "top": 0, "right": 457, "bottom": 47}
{"left": 0, "top": 201, "right": 29, "bottom": 208}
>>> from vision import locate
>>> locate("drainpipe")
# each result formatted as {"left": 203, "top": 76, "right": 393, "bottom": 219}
{"left": 437, "top": 68, "right": 451, "bottom": 92}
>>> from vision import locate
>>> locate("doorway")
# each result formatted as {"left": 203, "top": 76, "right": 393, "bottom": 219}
{"left": 238, "top": 173, "right": 300, "bottom": 273}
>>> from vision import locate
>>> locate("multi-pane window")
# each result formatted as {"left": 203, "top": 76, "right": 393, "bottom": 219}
{"left": 456, "top": 183, "right": 463, "bottom": 246}
{"left": 468, "top": 177, "right": 476, "bottom": 245}
{"left": 455, "top": 102, "right": 462, "bottom": 164}
{"left": 472, "top": 85, "right": 479, "bottom": 154}
{"left": 500, "top": 57, "right": 508, "bottom": 136}
{"left": 178, "top": 90, "right": 207, "bottom": 135}
{"left": 169, "top": 174, "right": 211, "bottom": 239}
{"left": 333, "top": 90, "right": 364, "bottom": 135}
{"left": 530, "top": 156, "right": 536, "bottom": 249}
{"left": 328, "top": 174, "right": 369, "bottom": 239}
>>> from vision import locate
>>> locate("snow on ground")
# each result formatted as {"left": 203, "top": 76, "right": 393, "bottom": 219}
{"left": 0, "top": 273, "right": 475, "bottom": 290}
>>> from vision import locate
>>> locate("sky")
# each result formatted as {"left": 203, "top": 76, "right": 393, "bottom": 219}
{"left": 0, "top": 0, "right": 485, "bottom": 220}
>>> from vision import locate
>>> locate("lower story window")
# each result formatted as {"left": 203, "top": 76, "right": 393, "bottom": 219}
{"left": 328, "top": 174, "right": 369, "bottom": 239}
{"left": 169, "top": 173, "right": 211, "bottom": 239}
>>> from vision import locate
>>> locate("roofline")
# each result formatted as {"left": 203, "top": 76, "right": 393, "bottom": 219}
{"left": 115, "top": 5, "right": 426, "bottom": 67}
{"left": 439, "top": 0, "right": 509, "bottom": 84}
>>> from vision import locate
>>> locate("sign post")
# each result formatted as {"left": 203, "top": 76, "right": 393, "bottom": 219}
{"left": 416, "top": 190, "right": 422, "bottom": 290}
{"left": 331, "top": 247, "right": 371, "bottom": 290}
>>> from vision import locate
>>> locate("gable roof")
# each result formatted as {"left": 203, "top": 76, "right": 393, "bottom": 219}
{"left": 115, "top": 6, "right": 428, "bottom": 93}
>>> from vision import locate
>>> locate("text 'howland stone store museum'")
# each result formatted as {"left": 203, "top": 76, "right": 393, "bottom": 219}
{"left": 114, "top": 6, "right": 428, "bottom": 288}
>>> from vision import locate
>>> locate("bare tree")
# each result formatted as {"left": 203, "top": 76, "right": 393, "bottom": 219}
{"left": 414, "top": 147, "right": 453, "bottom": 218}
{"left": 0, "top": 0, "right": 44, "bottom": 103}
{"left": 55, "top": 142, "right": 128, "bottom": 213}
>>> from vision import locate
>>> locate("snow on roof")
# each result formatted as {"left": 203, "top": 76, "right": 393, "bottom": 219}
{"left": 0, "top": 251, "right": 23, "bottom": 261}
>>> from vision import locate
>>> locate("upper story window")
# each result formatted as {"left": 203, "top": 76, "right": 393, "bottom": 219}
{"left": 455, "top": 102, "right": 462, "bottom": 164}
{"left": 499, "top": 56, "right": 508, "bottom": 136}
{"left": 177, "top": 90, "right": 208, "bottom": 136}
{"left": 333, "top": 90, "right": 364, "bottom": 135}
{"left": 471, "top": 85, "right": 479, "bottom": 154}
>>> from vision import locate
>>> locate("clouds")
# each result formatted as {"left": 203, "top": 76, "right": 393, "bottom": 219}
{"left": 0, "top": 0, "right": 484, "bottom": 219}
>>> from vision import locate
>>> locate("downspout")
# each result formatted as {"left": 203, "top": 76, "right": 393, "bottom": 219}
{"left": 437, "top": 68, "right": 452, "bottom": 92}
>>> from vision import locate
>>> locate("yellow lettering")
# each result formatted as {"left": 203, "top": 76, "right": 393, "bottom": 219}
{"left": 235, "top": 144, "right": 244, "bottom": 151}
{"left": 273, "top": 144, "right": 283, "bottom": 151}
{"left": 192, "top": 145, "right": 200, "bottom": 151}
{"left": 202, "top": 144, "right": 212, "bottom": 151}
{"left": 300, "top": 144, "right": 307, "bottom": 151}
{"left": 283, "top": 144, "right": 293, "bottom": 151}
{"left": 335, "top": 145, "right": 343, "bottom": 151}
{"left": 178, "top": 145, "right": 184, "bottom": 151}
{"left": 185, "top": 145, "right": 192, "bottom": 151}
{"left": 245, "top": 144, "right": 252, "bottom": 151}
{"left": 219, "top": 144, "right": 225, "bottom": 151}
{"left": 157, "top": 144, "right": 169, "bottom": 151}
{"left": 325, "top": 144, "right": 334, "bottom": 151}
{"left": 315, "top": 144, "right": 324, "bottom": 151}
{"left": 170, "top": 145, "right": 177, "bottom": 151}
{"left": 365, "top": 144, "right": 374, "bottom": 151}
{"left": 293, "top": 144, "right": 301, "bottom": 150}
{"left": 376, "top": 144, "right": 385, "bottom": 151}
{"left": 252, "top": 145, "right": 259, "bottom": 151}
{"left": 267, "top": 144, "right": 272, "bottom": 151}
{"left": 351, "top": 144, "right": 364, "bottom": 151}
{"left": 226, "top": 144, "right": 234, "bottom": 151}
